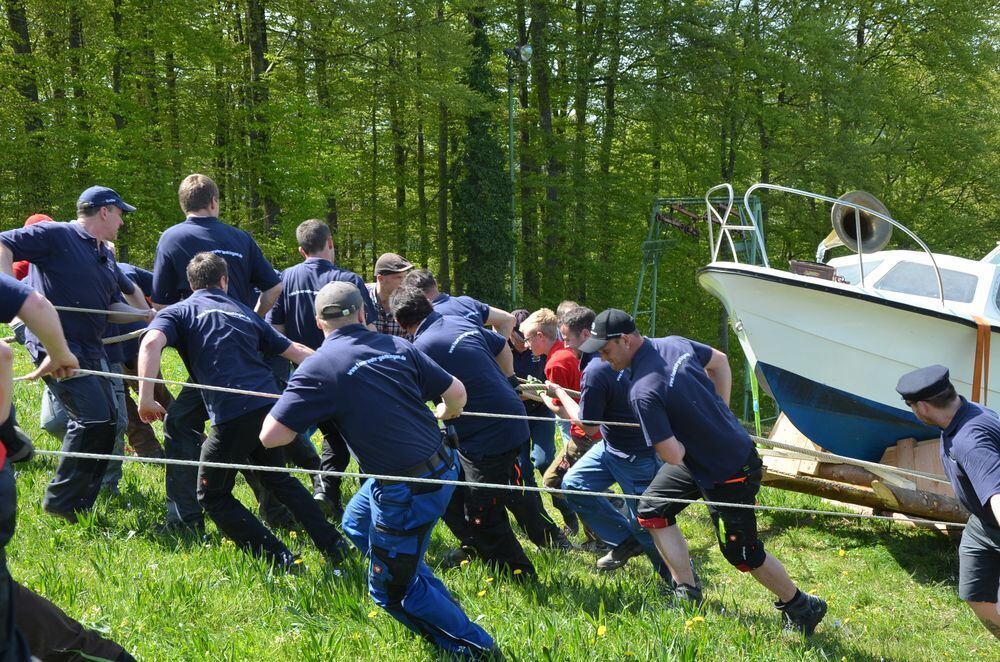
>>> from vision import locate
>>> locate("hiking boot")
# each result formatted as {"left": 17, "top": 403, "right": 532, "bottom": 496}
{"left": 673, "top": 582, "right": 705, "bottom": 609}
{"left": 43, "top": 505, "right": 78, "bottom": 524}
{"left": 153, "top": 519, "right": 205, "bottom": 537}
{"left": 556, "top": 506, "right": 579, "bottom": 536}
{"left": 545, "top": 529, "right": 574, "bottom": 552}
{"left": 596, "top": 536, "right": 644, "bottom": 571}
{"left": 776, "top": 591, "right": 827, "bottom": 636}
{"left": 322, "top": 537, "right": 352, "bottom": 566}
{"left": 274, "top": 551, "right": 306, "bottom": 575}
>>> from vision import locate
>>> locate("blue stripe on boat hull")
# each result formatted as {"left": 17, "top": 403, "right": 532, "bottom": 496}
{"left": 757, "top": 362, "right": 939, "bottom": 461}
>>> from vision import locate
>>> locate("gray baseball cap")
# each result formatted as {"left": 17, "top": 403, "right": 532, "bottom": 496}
{"left": 315, "top": 282, "right": 364, "bottom": 319}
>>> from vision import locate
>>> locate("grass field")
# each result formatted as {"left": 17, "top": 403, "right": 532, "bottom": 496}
{"left": 4, "top": 339, "right": 994, "bottom": 661}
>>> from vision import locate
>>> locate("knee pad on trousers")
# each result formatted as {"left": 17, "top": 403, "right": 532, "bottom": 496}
{"left": 637, "top": 515, "right": 675, "bottom": 529}
{"left": 370, "top": 547, "right": 419, "bottom": 606}
{"left": 720, "top": 529, "right": 766, "bottom": 572}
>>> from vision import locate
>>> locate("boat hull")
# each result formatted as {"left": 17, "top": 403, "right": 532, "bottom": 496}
{"left": 698, "top": 264, "right": 999, "bottom": 460}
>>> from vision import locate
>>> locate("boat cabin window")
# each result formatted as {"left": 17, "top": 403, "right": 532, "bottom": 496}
{"left": 835, "top": 259, "right": 883, "bottom": 285}
{"left": 874, "top": 261, "right": 978, "bottom": 303}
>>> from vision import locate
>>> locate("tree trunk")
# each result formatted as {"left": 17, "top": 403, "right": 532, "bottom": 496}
{"left": 246, "top": 0, "right": 277, "bottom": 234}
{"left": 516, "top": 0, "right": 538, "bottom": 302}
{"left": 437, "top": 100, "right": 450, "bottom": 290}
{"left": 389, "top": 48, "right": 407, "bottom": 251}
{"left": 597, "top": 0, "right": 621, "bottom": 266}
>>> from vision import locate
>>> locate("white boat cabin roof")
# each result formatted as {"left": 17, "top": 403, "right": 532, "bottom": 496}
{"left": 825, "top": 250, "right": 1000, "bottom": 323}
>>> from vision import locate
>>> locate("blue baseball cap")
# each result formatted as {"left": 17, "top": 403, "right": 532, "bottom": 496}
{"left": 77, "top": 186, "right": 137, "bottom": 213}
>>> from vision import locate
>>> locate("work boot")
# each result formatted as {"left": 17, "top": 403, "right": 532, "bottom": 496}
{"left": 274, "top": 551, "right": 306, "bottom": 575}
{"left": 314, "top": 491, "right": 344, "bottom": 523}
{"left": 553, "top": 500, "right": 579, "bottom": 536}
{"left": 441, "top": 546, "right": 477, "bottom": 569}
{"left": 776, "top": 591, "right": 827, "bottom": 635}
{"left": 596, "top": 536, "right": 644, "bottom": 571}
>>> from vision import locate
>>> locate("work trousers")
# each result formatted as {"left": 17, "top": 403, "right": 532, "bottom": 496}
{"left": 342, "top": 455, "right": 495, "bottom": 657}
{"left": 0, "top": 462, "right": 29, "bottom": 662}
{"left": 517, "top": 413, "right": 556, "bottom": 485}
{"left": 121, "top": 360, "right": 169, "bottom": 458}
{"left": 251, "top": 433, "right": 321, "bottom": 526}
{"left": 163, "top": 385, "right": 208, "bottom": 526}
{"left": 42, "top": 361, "right": 119, "bottom": 515}
{"left": 443, "top": 446, "right": 536, "bottom": 577}
{"left": 197, "top": 406, "right": 347, "bottom": 562}
{"left": 562, "top": 442, "right": 667, "bottom": 572}
{"left": 13, "top": 582, "right": 126, "bottom": 661}
{"left": 316, "top": 419, "right": 351, "bottom": 506}
{"left": 100, "top": 362, "right": 129, "bottom": 491}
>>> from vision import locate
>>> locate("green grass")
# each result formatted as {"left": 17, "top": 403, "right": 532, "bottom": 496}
{"left": 4, "top": 337, "right": 993, "bottom": 660}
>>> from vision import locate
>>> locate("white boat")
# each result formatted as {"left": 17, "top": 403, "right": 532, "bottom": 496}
{"left": 697, "top": 184, "right": 1000, "bottom": 461}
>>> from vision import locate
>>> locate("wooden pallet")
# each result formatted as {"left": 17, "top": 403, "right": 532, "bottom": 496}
{"left": 760, "top": 414, "right": 966, "bottom": 524}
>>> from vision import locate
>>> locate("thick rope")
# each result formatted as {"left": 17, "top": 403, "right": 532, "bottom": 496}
{"left": 29, "top": 448, "right": 965, "bottom": 529}
{"left": 12, "top": 367, "right": 952, "bottom": 486}
{"left": 53, "top": 305, "right": 150, "bottom": 319}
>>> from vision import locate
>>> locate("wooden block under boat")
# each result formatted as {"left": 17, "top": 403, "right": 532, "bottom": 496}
{"left": 880, "top": 437, "right": 953, "bottom": 498}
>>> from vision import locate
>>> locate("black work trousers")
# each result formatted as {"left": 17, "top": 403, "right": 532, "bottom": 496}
{"left": 317, "top": 420, "right": 351, "bottom": 505}
{"left": 443, "top": 446, "right": 535, "bottom": 577}
{"left": 196, "top": 406, "right": 346, "bottom": 563}
{"left": 0, "top": 461, "right": 29, "bottom": 662}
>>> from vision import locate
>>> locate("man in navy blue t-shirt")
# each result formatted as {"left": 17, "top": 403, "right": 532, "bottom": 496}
{"left": 402, "top": 269, "right": 516, "bottom": 339}
{"left": 260, "top": 281, "right": 495, "bottom": 657}
{"left": 0, "top": 186, "right": 152, "bottom": 520}
{"left": 590, "top": 309, "right": 827, "bottom": 634}
{"left": 267, "top": 219, "right": 377, "bottom": 516}
{"left": 392, "top": 287, "right": 568, "bottom": 578}
{"left": 897, "top": 365, "right": 1000, "bottom": 639}
{"left": 151, "top": 173, "right": 283, "bottom": 531}
{"left": 547, "top": 307, "right": 701, "bottom": 600}
{"left": 137, "top": 252, "right": 348, "bottom": 569}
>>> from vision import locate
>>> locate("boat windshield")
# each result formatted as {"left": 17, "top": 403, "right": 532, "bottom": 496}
{"left": 874, "top": 261, "right": 978, "bottom": 303}
{"left": 835, "top": 259, "right": 883, "bottom": 285}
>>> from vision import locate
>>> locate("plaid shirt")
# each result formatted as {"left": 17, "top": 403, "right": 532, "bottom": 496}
{"left": 366, "top": 282, "right": 409, "bottom": 338}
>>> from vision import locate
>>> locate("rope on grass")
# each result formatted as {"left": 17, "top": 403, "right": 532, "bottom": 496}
{"left": 28, "top": 448, "right": 966, "bottom": 529}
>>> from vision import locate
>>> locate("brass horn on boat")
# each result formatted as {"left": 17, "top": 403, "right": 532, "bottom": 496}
{"left": 816, "top": 190, "right": 892, "bottom": 262}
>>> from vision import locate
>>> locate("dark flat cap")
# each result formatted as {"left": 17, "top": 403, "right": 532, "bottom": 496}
{"left": 895, "top": 364, "right": 953, "bottom": 402}
{"left": 315, "top": 281, "right": 363, "bottom": 319}
{"left": 374, "top": 253, "right": 413, "bottom": 276}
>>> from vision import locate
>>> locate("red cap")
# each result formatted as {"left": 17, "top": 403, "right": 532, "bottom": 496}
{"left": 24, "top": 213, "right": 53, "bottom": 227}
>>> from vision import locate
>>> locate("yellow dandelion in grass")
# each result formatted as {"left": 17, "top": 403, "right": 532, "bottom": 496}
{"left": 684, "top": 619, "right": 693, "bottom": 629}
{"left": 486, "top": 577, "right": 494, "bottom": 583}
{"left": 513, "top": 569, "right": 522, "bottom": 575}
{"left": 596, "top": 625, "right": 607, "bottom": 637}
{"left": 477, "top": 590, "right": 487, "bottom": 597}
{"left": 624, "top": 653, "right": 634, "bottom": 658}
{"left": 460, "top": 559, "right": 470, "bottom": 567}
{"left": 368, "top": 609, "right": 379, "bottom": 619}
{"left": 838, "top": 549, "right": 846, "bottom": 557}
{"left": 289, "top": 530, "right": 297, "bottom": 539}
{"left": 692, "top": 616, "right": 705, "bottom": 623}
{"left": 842, "top": 570, "right": 849, "bottom": 577}
{"left": 293, "top": 558, "right": 304, "bottom": 565}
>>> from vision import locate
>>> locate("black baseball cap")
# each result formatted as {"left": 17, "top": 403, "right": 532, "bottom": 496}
{"left": 315, "top": 282, "right": 363, "bottom": 319}
{"left": 578, "top": 308, "right": 637, "bottom": 353}
{"left": 895, "top": 364, "right": 953, "bottom": 403}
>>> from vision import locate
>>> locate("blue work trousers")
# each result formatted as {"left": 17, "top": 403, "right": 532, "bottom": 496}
{"left": 342, "top": 457, "right": 495, "bottom": 658}
{"left": 41, "top": 364, "right": 118, "bottom": 515}
{"left": 517, "top": 414, "right": 556, "bottom": 487}
{"left": 562, "top": 441, "right": 666, "bottom": 572}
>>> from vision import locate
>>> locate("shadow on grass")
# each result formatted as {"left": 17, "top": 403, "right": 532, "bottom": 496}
{"left": 760, "top": 510, "right": 959, "bottom": 586}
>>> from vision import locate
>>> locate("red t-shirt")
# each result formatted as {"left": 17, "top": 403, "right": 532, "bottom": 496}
{"left": 12, "top": 261, "right": 30, "bottom": 281}
{"left": 544, "top": 340, "right": 597, "bottom": 440}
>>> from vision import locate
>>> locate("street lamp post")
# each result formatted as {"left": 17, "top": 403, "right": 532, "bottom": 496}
{"left": 503, "top": 44, "right": 532, "bottom": 310}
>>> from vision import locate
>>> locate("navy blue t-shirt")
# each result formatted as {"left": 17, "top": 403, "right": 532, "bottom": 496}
{"left": 629, "top": 336, "right": 752, "bottom": 488}
{"left": 941, "top": 398, "right": 1000, "bottom": 527}
{"left": 269, "top": 324, "right": 454, "bottom": 475}
{"left": 512, "top": 346, "right": 548, "bottom": 416}
{"left": 152, "top": 216, "right": 280, "bottom": 308}
{"left": 0, "top": 273, "right": 32, "bottom": 324}
{"left": 0, "top": 222, "right": 135, "bottom": 364}
{"left": 148, "top": 288, "right": 291, "bottom": 425}
{"left": 412, "top": 312, "right": 527, "bottom": 457}
{"left": 432, "top": 292, "right": 490, "bottom": 326}
{"left": 579, "top": 358, "right": 650, "bottom": 458}
{"left": 118, "top": 262, "right": 153, "bottom": 297}
{"left": 266, "top": 258, "right": 377, "bottom": 349}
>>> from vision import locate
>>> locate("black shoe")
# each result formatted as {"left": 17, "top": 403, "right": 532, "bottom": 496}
{"left": 596, "top": 536, "right": 644, "bottom": 571}
{"left": 323, "top": 537, "right": 352, "bottom": 566}
{"left": 559, "top": 508, "right": 579, "bottom": 536}
{"left": 579, "top": 538, "right": 611, "bottom": 554}
{"left": 43, "top": 505, "right": 78, "bottom": 524}
{"left": 550, "top": 531, "right": 574, "bottom": 552}
{"left": 776, "top": 591, "right": 827, "bottom": 636}
{"left": 441, "top": 546, "right": 476, "bottom": 569}
{"left": 314, "top": 492, "right": 344, "bottom": 522}
{"left": 673, "top": 582, "right": 704, "bottom": 609}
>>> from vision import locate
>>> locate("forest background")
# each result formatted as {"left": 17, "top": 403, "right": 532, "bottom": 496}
{"left": 1, "top": 0, "right": 997, "bottom": 369}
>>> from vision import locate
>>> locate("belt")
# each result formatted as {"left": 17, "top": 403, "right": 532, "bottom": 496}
{"left": 386, "top": 444, "right": 454, "bottom": 482}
